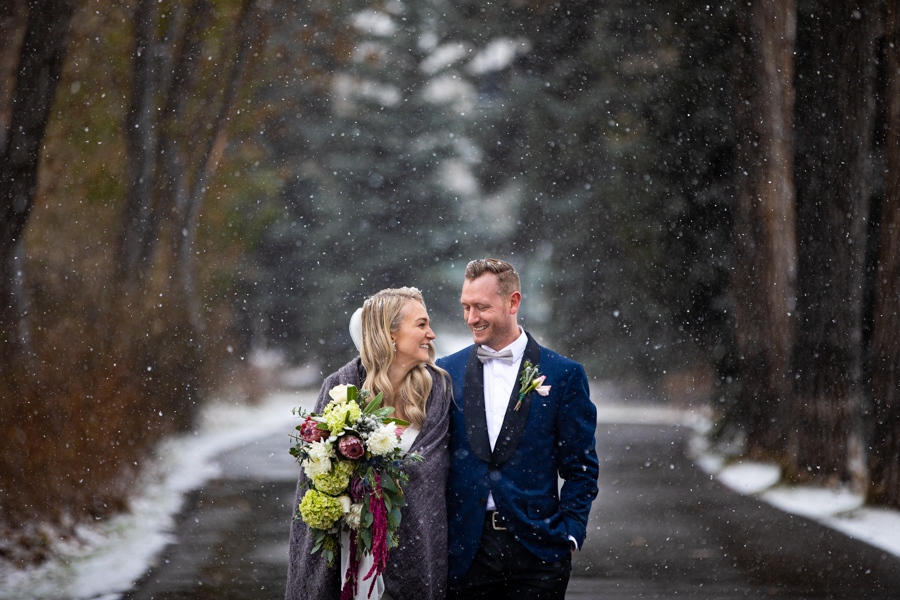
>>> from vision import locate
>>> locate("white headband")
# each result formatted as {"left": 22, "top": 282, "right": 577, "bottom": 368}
{"left": 349, "top": 307, "right": 363, "bottom": 353}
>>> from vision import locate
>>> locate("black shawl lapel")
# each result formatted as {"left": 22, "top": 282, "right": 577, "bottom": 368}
{"left": 464, "top": 345, "right": 493, "bottom": 463}
{"left": 490, "top": 332, "right": 542, "bottom": 468}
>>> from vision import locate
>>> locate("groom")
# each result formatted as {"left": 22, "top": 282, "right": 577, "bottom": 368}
{"left": 436, "top": 259, "right": 599, "bottom": 599}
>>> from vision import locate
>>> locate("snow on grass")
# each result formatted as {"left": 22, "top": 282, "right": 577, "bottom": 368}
{"left": 717, "top": 462, "right": 782, "bottom": 495}
{"left": 761, "top": 486, "right": 865, "bottom": 519}
{"left": 0, "top": 389, "right": 316, "bottom": 600}
{"left": 823, "top": 508, "right": 900, "bottom": 558}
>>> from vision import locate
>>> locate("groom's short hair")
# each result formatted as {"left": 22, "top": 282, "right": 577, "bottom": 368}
{"left": 465, "top": 258, "right": 520, "bottom": 299}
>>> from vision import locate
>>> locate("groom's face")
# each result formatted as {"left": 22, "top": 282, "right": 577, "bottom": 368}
{"left": 460, "top": 274, "right": 520, "bottom": 350}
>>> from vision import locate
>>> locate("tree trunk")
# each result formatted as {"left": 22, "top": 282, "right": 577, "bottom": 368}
{"left": 0, "top": 0, "right": 28, "bottom": 151}
{"left": 114, "top": 0, "right": 161, "bottom": 302}
{"left": 0, "top": 0, "right": 74, "bottom": 375}
{"left": 731, "top": 0, "right": 797, "bottom": 459}
{"left": 113, "top": 0, "right": 194, "bottom": 301}
{"left": 172, "top": 0, "right": 258, "bottom": 332}
{"left": 789, "top": 0, "right": 878, "bottom": 486}
{"left": 869, "top": 0, "right": 900, "bottom": 507}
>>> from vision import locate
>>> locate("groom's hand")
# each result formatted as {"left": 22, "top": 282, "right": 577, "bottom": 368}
{"left": 569, "top": 540, "right": 576, "bottom": 557}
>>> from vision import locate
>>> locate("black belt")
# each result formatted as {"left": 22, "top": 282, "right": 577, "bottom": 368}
{"left": 484, "top": 511, "right": 507, "bottom": 531}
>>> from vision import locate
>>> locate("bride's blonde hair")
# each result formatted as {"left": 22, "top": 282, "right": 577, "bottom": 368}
{"left": 359, "top": 287, "right": 447, "bottom": 429}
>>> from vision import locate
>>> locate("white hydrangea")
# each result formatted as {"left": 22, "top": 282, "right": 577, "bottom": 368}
{"left": 367, "top": 423, "right": 399, "bottom": 456}
{"left": 302, "top": 440, "right": 335, "bottom": 478}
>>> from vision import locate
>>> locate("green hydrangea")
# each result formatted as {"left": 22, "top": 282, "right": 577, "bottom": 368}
{"left": 323, "top": 398, "right": 361, "bottom": 434}
{"left": 299, "top": 489, "right": 343, "bottom": 530}
{"left": 312, "top": 459, "right": 355, "bottom": 496}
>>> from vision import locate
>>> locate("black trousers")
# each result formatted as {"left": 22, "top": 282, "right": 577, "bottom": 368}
{"left": 448, "top": 513, "right": 572, "bottom": 600}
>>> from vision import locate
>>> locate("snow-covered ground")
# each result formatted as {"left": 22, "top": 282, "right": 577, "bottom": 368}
{"left": 0, "top": 390, "right": 317, "bottom": 600}
{"left": 4, "top": 381, "right": 900, "bottom": 599}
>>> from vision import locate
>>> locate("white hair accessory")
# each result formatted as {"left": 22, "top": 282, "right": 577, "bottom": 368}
{"left": 349, "top": 307, "right": 363, "bottom": 353}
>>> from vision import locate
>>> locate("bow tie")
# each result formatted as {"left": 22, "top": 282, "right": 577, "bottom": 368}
{"left": 476, "top": 347, "right": 515, "bottom": 365}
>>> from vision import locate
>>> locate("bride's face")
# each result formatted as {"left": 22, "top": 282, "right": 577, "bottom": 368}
{"left": 392, "top": 300, "right": 435, "bottom": 366}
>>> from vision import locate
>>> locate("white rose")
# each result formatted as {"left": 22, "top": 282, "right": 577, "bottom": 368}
{"left": 328, "top": 384, "right": 353, "bottom": 402}
{"left": 367, "top": 423, "right": 399, "bottom": 456}
{"left": 337, "top": 495, "right": 352, "bottom": 513}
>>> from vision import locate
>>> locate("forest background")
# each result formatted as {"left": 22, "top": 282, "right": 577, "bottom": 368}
{"left": 2, "top": 0, "right": 900, "bottom": 565}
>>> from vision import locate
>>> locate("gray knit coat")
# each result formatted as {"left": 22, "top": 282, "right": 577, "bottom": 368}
{"left": 284, "top": 358, "right": 451, "bottom": 600}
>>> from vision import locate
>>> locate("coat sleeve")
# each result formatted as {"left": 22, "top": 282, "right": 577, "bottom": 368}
{"left": 555, "top": 363, "right": 599, "bottom": 548}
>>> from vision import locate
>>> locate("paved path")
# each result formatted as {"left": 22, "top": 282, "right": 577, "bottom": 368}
{"left": 123, "top": 422, "right": 900, "bottom": 600}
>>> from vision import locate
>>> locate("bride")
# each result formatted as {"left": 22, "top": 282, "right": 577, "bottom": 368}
{"left": 285, "top": 287, "right": 451, "bottom": 600}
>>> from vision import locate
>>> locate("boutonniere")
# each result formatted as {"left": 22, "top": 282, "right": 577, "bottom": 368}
{"left": 515, "top": 360, "right": 551, "bottom": 411}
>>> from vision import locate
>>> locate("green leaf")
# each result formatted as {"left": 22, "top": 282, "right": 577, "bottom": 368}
{"left": 348, "top": 385, "right": 358, "bottom": 402}
{"left": 388, "top": 507, "right": 402, "bottom": 528}
{"left": 363, "top": 392, "right": 384, "bottom": 414}
{"left": 384, "top": 417, "right": 409, "bottom": 426}
{"left": 380, "top": 476, "right": 399, "bottom": 494}
{"left": 360, "top": 527, "right": 373, "bottom": 550}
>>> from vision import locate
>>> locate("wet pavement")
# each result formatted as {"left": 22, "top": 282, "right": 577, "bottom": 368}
{"left": 123, "top": 422, "right": 900, "bottom": 600}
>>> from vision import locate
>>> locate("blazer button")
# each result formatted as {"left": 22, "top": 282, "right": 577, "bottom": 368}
{"left": 479, "top": 497, "right": 487, "bottom": 505}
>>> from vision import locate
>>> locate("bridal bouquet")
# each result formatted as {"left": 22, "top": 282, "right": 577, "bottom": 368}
{"left": 290, "top": 384, "right": 416, "bottom": 598}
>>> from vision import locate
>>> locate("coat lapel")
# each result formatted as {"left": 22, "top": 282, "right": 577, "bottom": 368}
{"left": 490, "top": 333, "right": 542, "bottom": 468}
{"left": 463, "top": 345, "right": 493, "bottom": 463}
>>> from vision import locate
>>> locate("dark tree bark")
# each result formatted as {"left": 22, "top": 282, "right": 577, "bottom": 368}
{"left": 731, "top": 0, "right": 797, "bottom": 458}
{"left": 789, "top": 0, "right": 878, "bottom": 485}
{"left": 0, "top": 0, "right": 28, "bottom": 150}
{"left": 0, "top": 0, "right": 74, "bottom": 375}
{"left": 869, "top": 0, "right": 900, "bottom": 507}
{"left": 114, "top": 0, "right": 161, "bottom": 297}
{"left": 114, "top": 0, "right": 198, "bottom": 303}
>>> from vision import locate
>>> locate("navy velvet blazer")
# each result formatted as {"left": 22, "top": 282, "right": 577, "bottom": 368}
{"left": 436, "top": 332, "right": 599, "bottom": 583}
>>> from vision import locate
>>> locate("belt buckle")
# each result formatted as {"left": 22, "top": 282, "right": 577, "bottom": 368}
{"left": 491, "top": 511, "right": 507, "bottom": 531}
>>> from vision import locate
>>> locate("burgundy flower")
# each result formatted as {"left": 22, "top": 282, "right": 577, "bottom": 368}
{"left": 349, "top": 476, "right": 368, "bottom": 501}
{"left": 300, "top": 417, "right": 328, "bottom": 443}
{"left": 338, "top": 435, "right": 365, "bottom": 460}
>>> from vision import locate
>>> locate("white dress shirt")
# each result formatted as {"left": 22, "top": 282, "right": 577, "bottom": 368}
{"left": 480, "top": 328, "right": 580, "bottom": 551}
{"left": 480, "top": 327, "right": 528, "bottom": 510}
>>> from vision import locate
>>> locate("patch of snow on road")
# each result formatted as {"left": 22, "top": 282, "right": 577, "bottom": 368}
{"left": 0, "top": 390, "right": 315, "bottom": 600}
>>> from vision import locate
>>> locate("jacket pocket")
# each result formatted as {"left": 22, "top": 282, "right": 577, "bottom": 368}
{"left": 526, "top": 498, "right": 557, "bottom": 519}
